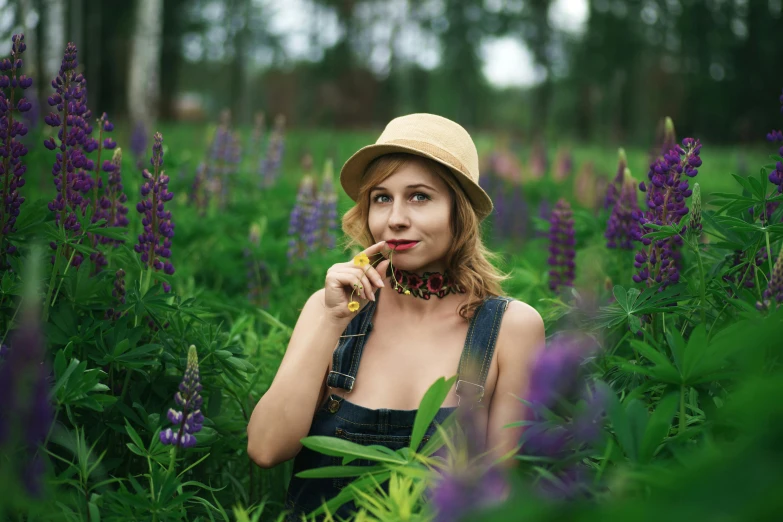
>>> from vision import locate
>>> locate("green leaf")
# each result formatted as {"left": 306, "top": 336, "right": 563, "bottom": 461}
{"left": 409, "top": 375, "right": 456, "bottom": 452}
{"left": 299, "top": 436, "right": 406, "bottom": 465}
{"left": 296, "top": 464, "right": 385, "bottom": 479}
{"left": 307, "top": 470, "right": 391, "bottom": 518}
{"left": 638, "top": 394, "right": 678, "bottom": 464}
{"left": 665, "top": 328, "right": 687, "bottom": 375}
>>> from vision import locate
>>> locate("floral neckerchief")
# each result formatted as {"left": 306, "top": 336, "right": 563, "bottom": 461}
{"left": 390, "top": 268, "right": 465, "bottom": 300}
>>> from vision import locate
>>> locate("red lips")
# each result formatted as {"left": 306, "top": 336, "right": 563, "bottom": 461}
{"left": 387, "top": 240, "right": 419, "bottom": 251}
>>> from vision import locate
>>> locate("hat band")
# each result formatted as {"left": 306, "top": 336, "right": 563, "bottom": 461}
{"left": 384, "top": 138, "right": 472, "bottom": 181}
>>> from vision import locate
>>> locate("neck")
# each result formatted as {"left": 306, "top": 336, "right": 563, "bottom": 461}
{"left": 386, "top": 266, "right": 465, "bottom": 300}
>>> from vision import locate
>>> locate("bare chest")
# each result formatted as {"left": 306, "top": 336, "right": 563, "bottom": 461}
{"left": 329, "top": 312, "right": 499, "bottom": 411}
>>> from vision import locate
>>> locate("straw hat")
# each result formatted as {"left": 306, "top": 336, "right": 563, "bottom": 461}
{"left": 339, "top": 113, "right": 493, "bottom": 220}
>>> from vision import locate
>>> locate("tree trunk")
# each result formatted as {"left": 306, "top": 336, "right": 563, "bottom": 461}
{"left": 127, "top": 0, "right": 164, "bottom": 126}
{"left": 42, "top": 0, "right": 66, "bottom": 85}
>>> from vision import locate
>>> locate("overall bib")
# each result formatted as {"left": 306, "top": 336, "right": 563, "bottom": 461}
{"left": 284, "top": 293, "right": 513, "bottom": 521}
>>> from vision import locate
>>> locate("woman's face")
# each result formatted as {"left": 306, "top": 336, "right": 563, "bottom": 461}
{"left": 368, "top": 158, "right": 453, "bottom": 273}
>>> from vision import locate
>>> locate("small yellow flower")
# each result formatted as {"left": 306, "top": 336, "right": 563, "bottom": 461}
{"left": 353, "top": 253, "right": 370, "bottom": 267}
{"left": 348, "top": 301, "right": 360, "bottom": 312}
{"left": 404, "top": 290, "right": 411, "bottom": 295}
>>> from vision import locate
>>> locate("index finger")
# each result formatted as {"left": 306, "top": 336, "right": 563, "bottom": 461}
{"left": 360, "top": 240, "right": 389, "bottom": 260}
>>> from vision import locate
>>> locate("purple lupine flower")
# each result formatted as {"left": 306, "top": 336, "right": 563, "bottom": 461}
{"left": 44, "top": 42, "right": 96, "bottom": 268}
{"left": 529, "top": 140, "right": 548, "bottom": 181}
{"left": 517, "top": 335, "right": 604, "bottom": 501}
{"left": 315, "top": 159, "right": 338, "bottom": 250}
{"left": 547, "top": 198, "right": 576, "bottom": 293}
{"left": 553, "top": 147, "right": 573, "bottom": 182}
{"left": 632, "top": 137, "right": 702, "bottom": 289}
{"left": 523, "top": 334, "right": 588, "bottom": 418}
{"left": 429, "top": 466, "right": 508, "bottom": 522}
{"left": 723, "top": 249, "right": 763, "bottom": 295}
{"left": 134, "top": 132, "right": 175, "bottom": 292}
{"left": 0, "top": 254, "right": 54, "bottom": 497}
{"left": 190, "top": 162, "right": 208, "bottom": 216}
{"left": 104, "top": 148, "right": 129, "bottom": 230}
{"left": 605, "top": 168, "right": 642, "bottom": 250}
{"left": 160, "top": 345, "right": 204, "bottom": 448}
{"left": 90, "top": 112, "right": 117, "bottom": 212}
{"left": 756, "top": 243, "right": 783, "bottom": 311}
{"left": 0, "top": 35, "right": 34, "bottom": 270}
{"left": 603, "top": 148, "right": 627, "bottom": 211}
{"left": 245, "top": 224, "right": 271, "bottom": 307}
{"left": 130, "top": 120, "right": 148, "bottom": 169}
{"left": 105, "top": 268, "right": 126, "bottom": 320}
{"left": 287, "top": 175, "right": 317, "bottom": 261}
{"left": 259, "top": 115, "right": 286, "bottom": 188}
{"left": 648, "top": 116, "right": 677, "bottom": 168}
{"left": 762, "top": 92, "right": 783, "bottom": 223}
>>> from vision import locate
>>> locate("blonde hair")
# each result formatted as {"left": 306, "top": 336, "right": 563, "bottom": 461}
{"left": 342, "top": 153, "right": 508, "bottom": 320}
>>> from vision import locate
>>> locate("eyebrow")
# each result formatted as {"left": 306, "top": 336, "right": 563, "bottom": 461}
{"left": 370, "top": 184, "right": 438, "bottom": 193}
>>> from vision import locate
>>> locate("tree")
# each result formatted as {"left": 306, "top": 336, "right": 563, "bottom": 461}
{"left": 127, "top": 0, "right": 164, "bottom": 126}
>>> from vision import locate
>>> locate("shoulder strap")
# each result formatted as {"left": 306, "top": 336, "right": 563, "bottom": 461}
{"left": 326, "top": 294, "right": 378, "bottom": 392}
{"left": 455, "top": 296, "right": 513, "bottom": 407}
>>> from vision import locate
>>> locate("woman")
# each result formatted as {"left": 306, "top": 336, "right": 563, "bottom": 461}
{"left": 247, "top": 113, "right": 546, "bottom": 520}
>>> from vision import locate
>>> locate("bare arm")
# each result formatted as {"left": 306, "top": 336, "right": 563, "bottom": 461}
{"left": 246, "top": 289, "right": 348, "bottom": 468}
{"left": 247, "top": 240, "right": 390, "bottom": 468}
{"left": 486, "top": 300, "right": 546, "bottom": 468}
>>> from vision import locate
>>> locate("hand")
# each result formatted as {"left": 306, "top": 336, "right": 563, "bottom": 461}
{"left": 323, "top": 241, "right": 391, "bottom": 323}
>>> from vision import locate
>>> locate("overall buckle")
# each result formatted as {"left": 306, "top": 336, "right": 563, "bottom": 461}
{"left": 455, "top": 380, "right": 484, "bottom": 408}
{"left": 328, "top": 371, "right": 355, "bottom": 392}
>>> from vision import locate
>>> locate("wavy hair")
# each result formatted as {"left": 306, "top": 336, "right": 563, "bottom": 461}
{"left": 342, "top": 153, "right": 508, "bottom": 320}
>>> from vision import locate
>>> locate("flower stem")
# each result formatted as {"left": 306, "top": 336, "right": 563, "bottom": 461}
{"left": 50, "top": 247, "right": 77, "bottom": 310}
{"left": 765, "top": 229, "right": 774, "bottom": 277}
{"left": 42, "top": 243, "right": 62, "bottom": 324}
{"left": 695, "top": 241, "right": 707, "bottom": 325}
{"left": 679, "top": 383, "right": 687, "bottom": 434}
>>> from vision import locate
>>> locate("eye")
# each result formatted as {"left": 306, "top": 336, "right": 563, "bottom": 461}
{"left": 372, "top": 194, "right": 391, "bottom": 204}
{"left": 412, "top": 192, "right": 431, "bottom": 202}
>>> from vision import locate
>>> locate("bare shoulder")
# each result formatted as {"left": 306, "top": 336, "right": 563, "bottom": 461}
{"left": 496, "top": 299, "right": 546, "bottom": 366}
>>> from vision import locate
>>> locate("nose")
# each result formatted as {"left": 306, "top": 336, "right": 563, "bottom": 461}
{"left": 387, "top": 199, "right": 410, "bottom": 230}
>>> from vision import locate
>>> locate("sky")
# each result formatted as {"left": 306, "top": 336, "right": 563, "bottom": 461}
{"left": 265, "top": 0, "right": 589, "bottom": 88}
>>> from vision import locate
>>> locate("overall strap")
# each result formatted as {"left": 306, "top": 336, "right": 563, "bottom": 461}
{"left": 326, "top": 294, "right": 378, "bottom": 392}
{"left": 455, "top": 296, "right": 513, "bottom": 408}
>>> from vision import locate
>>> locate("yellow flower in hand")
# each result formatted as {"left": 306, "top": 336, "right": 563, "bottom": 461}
{"left": 353, "top": 253, "right": 370, "bottom": 267}
{"left": 348, "top": 301, "right": 360, "bottom": 312}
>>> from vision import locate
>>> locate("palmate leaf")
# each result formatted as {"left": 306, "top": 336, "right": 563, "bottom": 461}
{"left": 595, "top": 283, "right": 687, "bottom": 332}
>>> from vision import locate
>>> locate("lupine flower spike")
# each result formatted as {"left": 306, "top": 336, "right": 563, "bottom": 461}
{"left": 687, "top": 183, "right": 702, "bottom": 242}
{"left": 286, "top": 175, "right": 318, "bottom": 261}
{"left": 756, "top": 242, "right": 783, "bottom": 311}
{"left": 44, "top": 42, "right": 95, "bottom": 267}
{"left": 134, "top": 132, "right": 175, "bottom": 292}
{"left": 0, "top": 35, "right": 34, "bottom": 269}
{"left": 547, "top": 198, "right": 576, "bottom": 292}
{"left": 605, "top": 168, "right": 642, "bottom": 250}
{"left": 632, "top": 135, "right": 702, "bottom": 289}
{"left": 603, "top": 148, "right": 627, "bottom": 210}
{"left": 160, "top": 345, "right": 204, "bottom": 448}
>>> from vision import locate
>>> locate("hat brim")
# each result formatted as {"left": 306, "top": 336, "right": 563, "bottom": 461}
{"left": 340, "top": 143, "right": 494, "bottom": 220}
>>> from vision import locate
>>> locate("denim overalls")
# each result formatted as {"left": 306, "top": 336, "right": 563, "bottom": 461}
{"left": 284, "top": 292, "right": 513, "bottom": 521}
